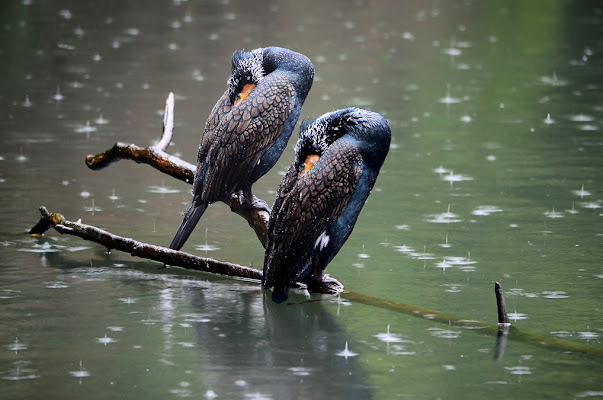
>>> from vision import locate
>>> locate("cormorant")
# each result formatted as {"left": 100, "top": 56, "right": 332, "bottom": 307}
{"left": 170, "top": 47, "right": 314, "bottom": 250}
{"left": 263, "top": 108, "right": 391, "bottom": 303}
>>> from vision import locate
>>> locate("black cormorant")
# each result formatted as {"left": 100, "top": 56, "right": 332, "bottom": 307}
{"left": 170, "top": 47, "right": 314, "bottom": 250}
{"left": 263, "top": 108, "right": 391, "bottom": 303}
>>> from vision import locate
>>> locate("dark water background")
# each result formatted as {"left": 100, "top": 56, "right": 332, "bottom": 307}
{"left": 1, "top": 1, "right": 602, "bottom": 399}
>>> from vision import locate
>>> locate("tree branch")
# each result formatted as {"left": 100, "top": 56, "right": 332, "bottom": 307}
{"left": 31, "top": 206, "right": 262, "bottom": 281}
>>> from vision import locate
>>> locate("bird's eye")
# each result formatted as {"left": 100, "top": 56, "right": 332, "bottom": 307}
{"left": 236, "top": 94, "right": 242, "bottom": 100}
{"left": 299, "top": 164, "right": 305, "bottom": 171}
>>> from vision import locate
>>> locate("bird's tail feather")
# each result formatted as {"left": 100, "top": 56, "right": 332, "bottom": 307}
{"left": 271, "top": 285, "right": 289, "bottom": 304}
{"left": 169, "top": 203, "right": 208, "bottom": 250}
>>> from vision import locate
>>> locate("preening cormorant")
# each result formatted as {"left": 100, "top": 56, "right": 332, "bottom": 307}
{"left": 170, "top": 47, "right": 314, "bottom": 250}
{"left": 263, "top": 108, "right": 391, "bottom": 303}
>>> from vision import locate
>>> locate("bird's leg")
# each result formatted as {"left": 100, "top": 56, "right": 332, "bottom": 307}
{"left": 239, "top": 186, "right": 271, "bottom": 213}
{"left": 306, "top": 270, "right": 344, "bottom": 295}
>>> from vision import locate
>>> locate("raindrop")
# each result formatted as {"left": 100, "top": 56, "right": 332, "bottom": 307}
{"left": 427, "top": 327, "right": 461, "bottom": 339}
{"left": 442, "top": 171, "right": 473, "bottom": 183}
{"left": 5, "top": 337, "right": 28, "bottom": 353}
{"left": 569, "top": 114, "right": 594, "bottom": 122}
{"left": 75, "top": 121, "right": 97, "bottom": 134}
{"left": 435, "top": 261, "right": 453, "bottom": 271}
{"left": 96, "top": 334, "right": 116, "bottom": 345}
{"left": 572, "top": 185, "right": 592, "bottom": 199}
{"left": 539, "top": 74, "right": 567, "bottom": 86}
{"left": 402, "top": 32, "right": 415, "bottom": 41}
{"left": 147, "top": 185, "right": 180, "bottom": 194}
{"left": 580, "top": 201, "right": 602, "bottom": 209}
{"left": 443, "top": 47, "right": 461, "bottom": 56}
{"left": 2, "top": 361, "right": 39, "bottom": 381}
{"left": 578, "top": 330, "right": 599, "bottom": 340}
{"left": 394, "top": 244, "right": 415, "bottom": 254}
{"left": 22, "top": 95, "right": 32, "bottom": 107}
{"left": 438, "top": 84, "right": 461, "bottom": 104}
{"left": 374, "top": 325, "right": 403, "bottom": 343}
{"left": 192, "top": 70, "right": 204, "bottom": 81}
{"left": 69, "top": 360, "right": 90, "bottom": 381}
{"left": 439, "top": 233, "right": 452, "bottom": 248}
{"left": 543, "top": 113, "right": 554, "bottom": 125}
{"left": 59, "top": 9, "right": 72, "bottom": 19}
{"left": 126, "top": 27, "right": 140, "bottom": 36}
{"left": 95, "top": 114, "right": 110, "bottom": 125}
{"left": 52, "top": 85, "right": 65, "bottom": 101}
{"left": 426, "top": 204, "right": 462, "bottom": 224}
{"left": 508, "top": 312, "right": 528, "bottom": 321}
{"left": 336, "top": 341, "right": 358, "bottom": 359}
{"left": 288, "top": 360, "right": 313, "bottom": 377}
{"left": 578, "top": 124, "right": 598, "bottom": 131}
{"left": 565, "top": 202, "right": 578, "bottom": 215}
{"left": 83, "top": 199, "right": 102, "bottom": 214}
{"left": 195, "top": 228, "right": 220, "bottom": 252}
{"left": 44, "top": 281, "right": 70, "bottom": 289}
{"left": 107, "top": 326, "right": 124, "bottom": 332}
{"left": 433, "top": 165, "right": 449, "bottom": 174}
{"left": 505, "top": 366, "right": 532, "bottom": 375}
{"left": 542, "top": 291, "right": 569, "bottom": 299}
{"left": 543, "top": 207, "right": 563, "bottom": 218}
{"left": 410, "top": 246, "right": 435, "bottom": 260}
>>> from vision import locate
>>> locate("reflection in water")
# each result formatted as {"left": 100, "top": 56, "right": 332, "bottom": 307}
{"left": 185, "top": 288, "right": 372, "bottom": 399}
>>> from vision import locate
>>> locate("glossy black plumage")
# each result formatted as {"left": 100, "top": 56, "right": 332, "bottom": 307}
{"left": 263, "top": 108, "right": 391, "bottom": 303}
{"left": 170, "top": 47, "right": 314, "bottom": 251}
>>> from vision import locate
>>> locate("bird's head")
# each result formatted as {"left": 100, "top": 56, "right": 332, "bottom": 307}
{"left": 293, "top": 108, "right": 391, "bottom": 176}
{"left": 227, "top": 48, "right": 265, "bottom": 106}
{"left": 293, "top": 108, "right": 358, "bottom": 175}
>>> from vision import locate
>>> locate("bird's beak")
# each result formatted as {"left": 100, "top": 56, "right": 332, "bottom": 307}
{"left": 300, "top": 154, "right": 320, "bottom": 177}
{"left": 234, "top": 83, "right": 257, "bottom": 106}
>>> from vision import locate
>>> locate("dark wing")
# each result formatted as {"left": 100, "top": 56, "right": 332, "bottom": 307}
{"left": 194, "top": 71, "right": 295, "bottom": 204}
{"left": 263, "top": 138, "right": 363, "bottom": 288}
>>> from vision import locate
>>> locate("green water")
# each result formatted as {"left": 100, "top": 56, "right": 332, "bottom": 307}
{"left": 1, "top": 0, "right": 602, "bottom": 399}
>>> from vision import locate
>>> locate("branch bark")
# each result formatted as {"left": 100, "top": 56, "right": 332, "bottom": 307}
{"left": 31, "top": 206, "right": 262, "bottom": 281}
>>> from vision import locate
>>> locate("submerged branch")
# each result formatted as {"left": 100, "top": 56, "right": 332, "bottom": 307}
{"left": 343, "top": 290, "right": 603, "bottom": 359}
{"left": 84, "top": 92, "right": 269, "bottom": 247}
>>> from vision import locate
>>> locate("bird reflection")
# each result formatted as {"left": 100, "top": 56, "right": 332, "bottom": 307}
{"left": 263, "top": 108, "right": 391, "bottom": 303}
{"left": 187, "top": 286, "right": 372, "bottom": 399}
{"left": 170, "top": 47, "right": 314, "bottom": 250}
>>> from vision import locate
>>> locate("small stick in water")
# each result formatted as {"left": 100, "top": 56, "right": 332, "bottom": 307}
{"left": 495, "top": 281, "right": 510, "bottom": 325}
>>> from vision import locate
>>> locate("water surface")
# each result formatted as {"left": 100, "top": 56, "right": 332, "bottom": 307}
{"left": 1, "top": 1, "right": 602, "bottom": 399}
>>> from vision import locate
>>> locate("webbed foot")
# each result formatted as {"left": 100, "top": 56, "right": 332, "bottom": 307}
{"left": 238, "top": 188, "right": 271, "bottom": 213}
{"left": 306, "top": 274, "right": 344, "bottom": 295}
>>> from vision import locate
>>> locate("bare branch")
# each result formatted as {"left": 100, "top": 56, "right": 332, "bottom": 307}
{"left": 31, "top": 207, "right": 263, "bottom": 281}
{"left": 156, "top": 92, "right": 174, "bottom": 152}
{"left": 495, "top": 281, "right": 510, "bottom": 325}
